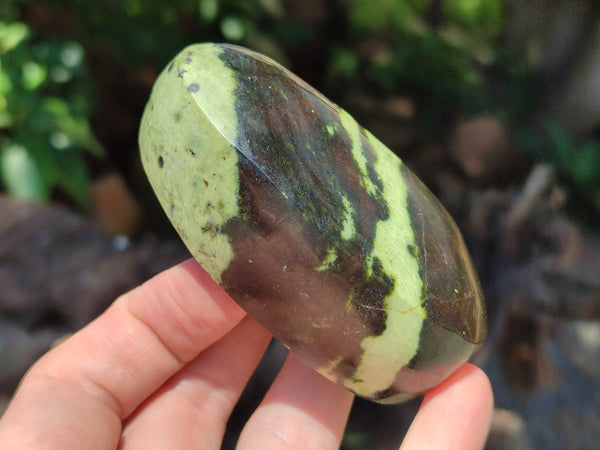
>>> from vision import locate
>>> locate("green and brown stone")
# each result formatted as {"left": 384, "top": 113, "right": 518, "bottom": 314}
{"left": 139, "top": 43, "right": 486, "bottom": 404}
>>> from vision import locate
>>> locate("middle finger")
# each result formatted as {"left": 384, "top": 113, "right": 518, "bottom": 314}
{"left": 120, "top": 315, "right": 271, "bottom": 449}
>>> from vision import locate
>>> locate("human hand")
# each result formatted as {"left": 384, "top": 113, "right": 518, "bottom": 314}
{"left": 0, "top": 259, "right": 493, "bottom": 449}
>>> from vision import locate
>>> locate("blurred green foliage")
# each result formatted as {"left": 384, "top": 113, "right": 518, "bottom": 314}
{"left": 0, "top": 0, "right": 303, "bottom": 205}
{"left": 332, "top": 0, "right": 515, "bottom": 128}
{"left": 1, "top": 0, "right": 598, "bottom": 220}
{"left": 0, "top": 0, "right": 286, "bottom": 206}
{"left": 518, "top": 121, "right": 600, "bottom": 217}
{"left": 0, "top": 17, "right": 103, "bottom": 206}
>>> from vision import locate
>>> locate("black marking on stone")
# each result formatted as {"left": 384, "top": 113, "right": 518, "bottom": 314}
{"left": 189, "top": 149, "right": 196, "bottom": 156}
{"left": 407, "top": 244, "right": 417, "bottom": 258}
{"left": 158, "top": 156, "right": 164, "bottom": 168}
{"left": 188, "top": 83, "right": 199, "bottom": 93}
{"left": 371, "top": 387, "right": 395, "bottom": 401}
{"left": 338, "top": 358, "right": 359, "bottom": 379}
{"left": 201, "top": 223, "right": 220, "bottom": 237}
{"left": 359, "top": 132, "right": 385, "bottom": 195}
{"left": 352, "top": 257, "right": 392, "bottom": 335}
{"left": 168, "top": 61, "right": 175, "bottom": 72}
{"left": 177, "top": 68, "right": 187, "bottom": 78}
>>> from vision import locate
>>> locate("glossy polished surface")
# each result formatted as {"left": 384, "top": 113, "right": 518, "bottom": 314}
{"left": 139, "top": 43, "right": 486, "bottom": 403}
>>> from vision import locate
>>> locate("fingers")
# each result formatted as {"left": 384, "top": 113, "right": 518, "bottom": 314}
{"left": 0, "top": 259, "right": 246, "bottom": 449}
{"left": 237, "top": 353, "right": 354, "bottom": 450}
{"left": 400, "top": 363, "right": 493, "bottom": 450}
{"left": 120, "top": 315, "right": 271, "bottom": 449}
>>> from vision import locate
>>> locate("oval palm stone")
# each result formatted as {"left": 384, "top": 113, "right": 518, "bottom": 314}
{"left": 139, "top": 43, "right": 486, "bottom": 404}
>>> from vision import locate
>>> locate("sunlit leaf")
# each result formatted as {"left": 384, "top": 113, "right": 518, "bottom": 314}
{"left": 220, "top": 16, "right": 245, "bottom": 41}
{"left": 347, "top": 0, "right": 429, "bottom": 34}
{"left": 0, "top": 21, "right": 29, "bottom": 53}
{"left": 0, "top": 143, "right": 47, "bottom": 200}
{"left": 199, "top": 0, "right": 219, "bottom": 22}
{"left": 0, "top": 67, "right": 13, "bottom": 95}
{"left": 443, "top": 0, "right": 505, "bottom": 38}
{"left": 22, "top": 61, "right": 47, "bottom": 90}
{"left": 59, "top": 42, "right": 84, "bottom": 68}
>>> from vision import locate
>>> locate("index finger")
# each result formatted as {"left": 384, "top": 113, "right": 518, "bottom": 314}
{"left": 0, "top": 259, "right": 246, "bottom": 449}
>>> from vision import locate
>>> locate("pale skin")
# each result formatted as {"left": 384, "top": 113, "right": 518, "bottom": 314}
{"left": 0, "top": 259, "right": 493, "bottom": 449}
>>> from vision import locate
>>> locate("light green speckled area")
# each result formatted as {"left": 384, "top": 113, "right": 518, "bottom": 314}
{"left": 139, "top": 44, "right": 240, "bottom": 282}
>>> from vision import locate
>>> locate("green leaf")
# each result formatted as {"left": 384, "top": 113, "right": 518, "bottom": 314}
{"left": 40, "top": 97, "right": 105, "bottom": 157}
{"left": 0, "top": 66, "right": 12, "bottom": 93}
{"left": 0, "top": 21, "right": 30, "bottom": 54}
{"left": 199, "top": 0, "right": 219, "bottom": 22}
{"left": 220, "top": 16, "right": 245, "bottom": 41}
{"left": 59, "top": 42, "right": 84, "bottom": 69}
{"left": 0, "top": 142, "right": 48, "bottom": 200}
{"left": 348, "top": 0, "right": 429, "bottom": 34}
{"left": 329, "top": 46, "right": 359, "bottom": 79}
{"left": 442, "top": 0, "right": 505, "bottom": 38}
{"left": 571, "top": 141, "right": 600, "bottom": 185}
{"left": 22, "top": 61, "right": 47, "bottom": 90}
{"left": 54, "top": 149, "right": 90, "bottom": 208}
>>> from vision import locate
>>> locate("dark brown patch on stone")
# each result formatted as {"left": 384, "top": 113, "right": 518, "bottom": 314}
{"left": 218, "top": 45, "right": 394, "bottom": 331}
{"left": 351, "top": 257, "right": 392, "bottom": 335}
{"left": 399, "top": 164, "right": 486, "bottom": 369}
{"left": 221, "top": 157, "right": 374, "bottom": 373}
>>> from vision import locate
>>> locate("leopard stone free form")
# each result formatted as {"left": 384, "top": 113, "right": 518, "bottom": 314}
{"left": 139, "top": 43, "right": 486, "bottom": 404}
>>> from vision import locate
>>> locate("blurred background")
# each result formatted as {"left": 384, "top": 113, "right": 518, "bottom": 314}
{"left": 1, "top": 0, "right": 599, "bottom": 448}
